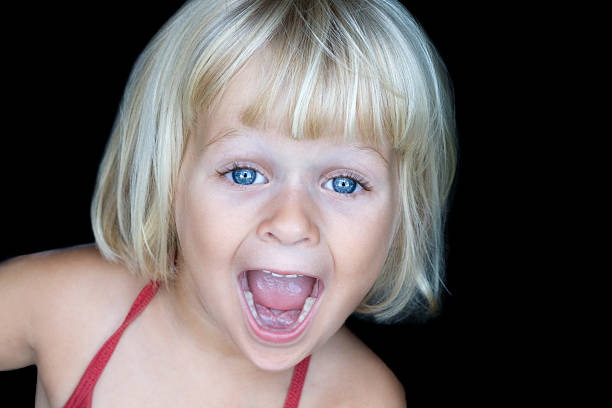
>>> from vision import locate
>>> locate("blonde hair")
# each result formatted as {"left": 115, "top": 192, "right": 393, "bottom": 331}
{"left": 91, "top": 0, "right": 456, "bottom": 323}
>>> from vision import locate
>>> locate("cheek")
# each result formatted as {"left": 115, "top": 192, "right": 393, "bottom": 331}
{"left": 329, "top": 202, "right": 396, "bottom": 296}
{"left": 175, "top": 180, "right": 243, "bottom": 262}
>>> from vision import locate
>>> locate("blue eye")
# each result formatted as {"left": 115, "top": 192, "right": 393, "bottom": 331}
{"left": 324, "top": 176, "right": 364, "bottom": 194}
{"left": 225, "top": 167, "right": 267, "bottom": 185}
{"left": 232, "top": 168, "right": 255, "bottom": 184}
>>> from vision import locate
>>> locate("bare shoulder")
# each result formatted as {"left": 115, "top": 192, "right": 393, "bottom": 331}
{"left": 1, "top": 245, "right": 147, "bottom": 326}
{"left": 307, "top": 326, "right": 406, "bottom": 408}
{"left": 0, "top": 245, "right": 147, "bottom": 400}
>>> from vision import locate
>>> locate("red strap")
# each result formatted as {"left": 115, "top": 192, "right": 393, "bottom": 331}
{"left": 283, "top": 355, "right": 311, "bottom": 408}
{"left": 63, "top": 281, "right": 159, "bottom": 408}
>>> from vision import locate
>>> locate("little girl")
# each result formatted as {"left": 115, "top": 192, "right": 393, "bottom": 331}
{"left": 0, "top": 0, "right": 455, "bottom": 406}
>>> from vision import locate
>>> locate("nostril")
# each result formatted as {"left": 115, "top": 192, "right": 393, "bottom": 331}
{"left": 256, "top": 210, "right": 320, "bottom": 246}
{"left": 264, "top": 233, "right": 307, "bottom": 245}
{"left": 261, "top": 231, "right": 282, "bottom": 244}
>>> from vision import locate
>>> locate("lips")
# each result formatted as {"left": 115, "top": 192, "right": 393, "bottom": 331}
{"left": 237, "top": 269, "right": 323, "bottom": 344}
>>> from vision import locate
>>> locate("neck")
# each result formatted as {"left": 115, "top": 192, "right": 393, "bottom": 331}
{"left": 161, "top": 275, "right": 242, "bottom": 357}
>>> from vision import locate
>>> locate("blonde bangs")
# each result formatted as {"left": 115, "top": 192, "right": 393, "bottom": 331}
{"left": 188, "top": 0, "right": 418, "bottom": 149}
{"left": 241, "top": 37, "right": 388, "bottom": 148}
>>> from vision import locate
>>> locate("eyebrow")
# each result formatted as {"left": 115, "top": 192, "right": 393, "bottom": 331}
{"left": 204, "top": 128, "right": 242, "bottom": 149}
{"left": 350, "top": 145, "right": 390, "bottom": 169}
{"left": 205, "top": 127, "right": 389, "bottom": 169}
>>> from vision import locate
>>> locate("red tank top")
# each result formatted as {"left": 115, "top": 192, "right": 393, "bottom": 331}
{"left": 62, "top": 281, "right": 311, "bottom": 408}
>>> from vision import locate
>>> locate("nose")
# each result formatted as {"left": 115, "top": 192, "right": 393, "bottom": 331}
{"left": 256, "top": 187, "right": 320, "bottom": 247}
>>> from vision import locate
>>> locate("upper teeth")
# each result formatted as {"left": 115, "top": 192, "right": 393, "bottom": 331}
{"left": 261, "top": 270, "right": 302, "bottom": 278}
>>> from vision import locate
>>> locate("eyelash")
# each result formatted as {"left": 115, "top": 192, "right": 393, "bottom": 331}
{"left": 216, "top": 161, "right": 372, "bottom": 194}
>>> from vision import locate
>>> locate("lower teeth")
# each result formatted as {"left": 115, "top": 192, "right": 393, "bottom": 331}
{"left": 244, "top": 290, "right": 315, "bottom": 328}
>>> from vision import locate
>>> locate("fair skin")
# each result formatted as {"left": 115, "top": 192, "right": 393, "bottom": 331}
{"left": 0, "top": 61, "right": 406, "bottom": 407}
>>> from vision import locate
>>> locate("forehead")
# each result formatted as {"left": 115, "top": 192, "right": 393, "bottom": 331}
{"left": 196, "top": 54, "right": 393, "bottom": 164}
{"left": 203, "top": 45, "right": 395, "bottom": 138}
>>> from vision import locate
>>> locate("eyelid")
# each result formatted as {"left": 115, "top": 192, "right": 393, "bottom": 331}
{"left": 217, "top": 161, "right": 264, "bottom": 175}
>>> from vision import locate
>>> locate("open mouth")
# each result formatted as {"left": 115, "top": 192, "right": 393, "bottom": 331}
{"left": 238, "top": 269, "right": 323, "bottom": 344}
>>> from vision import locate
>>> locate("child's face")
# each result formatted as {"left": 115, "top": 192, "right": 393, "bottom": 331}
{"left": 173, "top": 59, "right": 399, "bottom": 371}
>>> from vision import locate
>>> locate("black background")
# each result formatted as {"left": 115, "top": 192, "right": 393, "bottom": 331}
{"left": 0, "top": 1, "right": 553, "bottom": 405}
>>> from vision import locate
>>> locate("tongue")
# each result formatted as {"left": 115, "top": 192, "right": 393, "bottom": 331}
{"left": 247, "top": 270, "right": 315, "bottom": 310}
{"left": 255, "top": 304, "right": 302, "bottom": 329}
